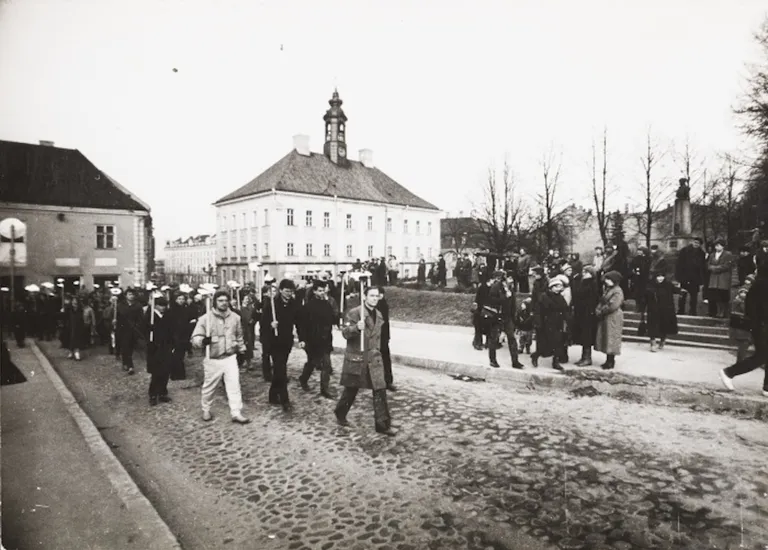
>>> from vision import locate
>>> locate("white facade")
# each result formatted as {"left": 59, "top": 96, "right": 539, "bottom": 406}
{"left": 215, "top": 191, "right": 442, "bottom": 283}
{"left": 163, "top": 235, "right": 217, "bottom": 284}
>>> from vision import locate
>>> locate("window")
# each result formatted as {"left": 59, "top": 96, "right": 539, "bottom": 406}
{"left": 253, "top": 210, "right": 258, "bottom": 226}
{"left": 264, "top": 209, "right": 269, "bottom": 226}
{"left": 221, "top": 216, "right": 227, "bottom": 231}
{"left": 264, "top": 242, "right": 269, "bottom": 256}
{"left": 669, "top": 240, "right": 678, "bottom": 250}
{"left": 404, "top": 246, "right": 409, "bottom": 259}
{"left": 403, "top": 219, "right": 409, "bottom": 233}
{"left": 242, "top": 213, "right": 246, "bottom": 227}
{"left": 346, "top": 214, "right": 352, "bottom": 229}
{"left": 96, "top": 225, "right": 115, "bottom": 249}
{"left": 287, "top": 208, "right": 294, "bottom": 226}
{"left": 231, "top": 214, "right": 236, "bottom": 228}
{"left": 427, "top": 221, "right": 432, "bottom": 235}
{"left": 346, "top": 244, "right": 353, "bottom": 257}
{"left": 252, "top": 243, "right": 258, "bottom": 256}
{"left": 324, "top": 244, "right": 331, "bottom": 257}
{"left": 231, "top": 246, "right": 236, "bottom": 257}
{"left": 306, "top": 243, "right": 313, "bottom": 256}
{"left": 287, "top": 242, "right": 295, "bottom": 256}
{"left": 367, "top": 216, "right": 373, "bottom": 231}
{"left": 428, "top": 247, "right": 432, "bottom": 258}
{"left": 416, "top": 221, "right": 421, "bottom": 235}
{"left": 387, "top": 246, "right": 392, "bottom": 256}
{"left": 241, "top": 244, "right": 246, "bottom": 257}
{"left": 323, "top": 212, "right": 330, "bottom": 228}
{"left": 242, "top": 269, "right": 246, "bottom": 281}
{"left": 367, "top": 245, "right": 374, "bottom": 257}
{"left": 304, "top": 210, "right": 313, "bottom": 227}
{"left": 416, "top": 246, "right": 421, "bottom": 257}
{"left": 386, "top": 218, "right": 392, "bottom": 232}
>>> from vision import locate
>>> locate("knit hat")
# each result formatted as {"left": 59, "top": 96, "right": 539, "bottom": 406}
{"left": 279, "top": 279, "right": 296, "bottom": 290}
{"left": 604, "top": 270, "right": 622, "bottom": 284}
{"left": 548, "top": 277, "right": 564, "bottom": 288}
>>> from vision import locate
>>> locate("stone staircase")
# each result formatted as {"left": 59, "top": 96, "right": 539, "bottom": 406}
{"left": 621, "top": 310, "right": 734, "bottom": 350}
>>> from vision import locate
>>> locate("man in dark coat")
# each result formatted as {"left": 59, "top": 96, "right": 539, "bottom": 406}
{"left": 483, "top": 270, "right": 507, "bottom": 368}
{"left": 259, "top": 283, "right": 277, "bottom": 381}
{"left": 298, "top": 280, "right": 336, "bottom": 398}
{"left": 145, "top": 296, "right": 173, "bottom": 406}
{"left": 568, "top": 253, "right": 584, "bottom": 279}
{"left": 531, "top": 277, "right": 571, "bottom": 371}
{"left": 116, "top": 288, "right": 144, "bottom": 375}
{"left": 168, "top": 292, "right": 193, "bottom": 381}
{"left": 516, "top": 248, "right": 531, "bottom": 293}
{"left": 676, "top": 237, "right": 706, "bottom": 315}
{"left": 376, "top": 288, "right": 396, "bottom": 391}
{"left": 500, "top": 271, "right": 525, "bottom": 369}
{"left": 646, "top": 271, "right": 679, "bottom": 351}
{"left": 437, "top": 255, "right": 447, "bottom": 287}
{"left": 260, "top": 279, "right": 304, "bottom": 412}
{"left": 737, "top": 245, "right": 756, "bottom": 285}
{"left": 572, "top": 266, "right": 600, "bottom": 366}
{"left": 472, "top": 277, "right": 493, "bottom": 349}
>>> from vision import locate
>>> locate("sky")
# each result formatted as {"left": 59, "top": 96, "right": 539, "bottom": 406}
{"left": 1, "top": 0, "right": 766, "bottom": 257}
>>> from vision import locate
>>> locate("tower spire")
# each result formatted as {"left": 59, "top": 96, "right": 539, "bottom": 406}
{"left": 323, "top": 89, "right": 348, "bottom": 166}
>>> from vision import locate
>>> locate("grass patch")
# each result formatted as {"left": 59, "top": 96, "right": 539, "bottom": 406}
{"left": 383, "top": 287, "right": 474, "bottom": 326}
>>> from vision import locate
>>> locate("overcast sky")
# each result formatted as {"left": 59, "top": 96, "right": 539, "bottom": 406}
{"left": 1, "top": 0, "right": 766, "bottom": 256}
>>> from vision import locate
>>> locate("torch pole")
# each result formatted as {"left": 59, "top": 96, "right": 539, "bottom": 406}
{"left": 360, "top": 277, "right": 366, "bottom": 353}
{"left": 340, "top": 275, "right": 345, "bottom": 324}
{"left": 270, "top": 288, "right": 277, "bottom": 336}
{"left": 205, "top": 294, "right": 211, "bottom": 360}
{"left": 149, "top": 291, "right": 155, "bottom": 342}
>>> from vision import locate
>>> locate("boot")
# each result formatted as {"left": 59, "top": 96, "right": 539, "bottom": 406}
{"left": 575, "top": 347, "right": 592, "bottom": 366}
{"left": 658, "top": 338, "right": 666, "bottom": 350}
{"left": 531, "top": 353, "right": 539, "bottom": 368}
{"left": 601, "top": 355, "right": 615, "bottom": 370}
{"left": 489, "top": 348, "right": 500, "bottom": 368}
{"left": 552, "top": 358, "right": 564, "bottom": 371}
{"left": 650, "top": 339, "right": 657, "bottom": 353}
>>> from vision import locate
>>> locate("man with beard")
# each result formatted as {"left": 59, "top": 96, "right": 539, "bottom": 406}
{"left": 115, "top": 288, "right": 144, "bottom": 375}
{"left": 298, "top": 280, "right": 336, "bottom": 398}
{"left": 261, "top": 279, "right": 304, "bottom": 412}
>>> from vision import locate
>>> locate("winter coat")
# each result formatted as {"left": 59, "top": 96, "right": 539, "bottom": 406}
{"left": 116, "top": 301, "right": 145, "bottom": 340}
{"left": 572, "top": 277, "right": 599, "bottom": 347}
{"left": 649, "top": 252, "right": 669, "bottom": 278}
{"left": 191, "top": 308, "right": 245, "bottom": 359}
{"left": 377, "top": 297, "right": 391, "bottom": 343}
{"left": 530, "top": 278, "right": 548, "bottom": 324}
{"left": 145, "top": 309, "right": 174, "bottom": 375}
{"left": 737, "top": 255, "right": 756, "bottom": 285}
{"left": 517, "top": 254, "right": 531, "bottom": 276}
{"left": 417, "top": 262, "right": 426, "bottom": 283}
{"left": 676, "top": 245, "right": 707, "bottom": 285}
{"left": 595, "top": 285, "right": 624, "bottom": 355}
{"left": 601, "top": 251, "right": 619, "bottom": 274}
{"left": 534, "top": 291, "right": 571, "bottom": 357}
{"left": 298, "top": 297, "right": 336, "bottom": 355}
{"left": 645, "top": 280, "right": 678, "bottom": 338}
{"left": 260, "top": 296, "right": 302, "bottom": 350}
{"left": 340, "top": 305, "right": 386, "bottom": 390}
{"left": 515, "top": 307, "right": 534, "bottom": 332}
{"left": 168, "top": 305, "right": 194, "bottom": 348}
{"left": 63, "top": 305, "right": 88, "bottom": 349}
{"left": 706, "top": 250, "right": 734, "bottom": 291}
{"left": 729, "top": 295, "right": 751, "bottom": 341}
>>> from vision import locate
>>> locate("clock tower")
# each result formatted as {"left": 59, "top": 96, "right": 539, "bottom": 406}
{"left": 323, "top": 89, "right": 349, "bottom": 167}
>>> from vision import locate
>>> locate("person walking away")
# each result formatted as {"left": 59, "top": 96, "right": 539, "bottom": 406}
{"left": 260, "top": 279, "right": 304, "bottom": 412}
{"left": 515, "top": 298, "right": 534, "bottom": 354}
{"left": 530, "top": 277, "right": 570, "bottom": 371}
{"left": 334, "top": 286, "right": 396, "bottom": 436}
{"left": 116, "top": 288, "right": 144, "bottom": 375}
{"left": 572, "top": 266, "right": 600, "bottom": 366}
{"left": 145, "top": 296, "right": 173, "bottom": 406}
{"left": 676, "top": 237, "right": 706, "bottom": 315}
{"left": 191, "top": 290, "right": 250, "bottom": 423}
{"left": 737, "top": 245, "right": 756, "bottom": 286}
{"left": 719, "top": 267, "right": 768, "bottom": 397}
{"left": 500, "top": 271, "right": 525, "bottom": 369}
{"left": 646, "top": 270, "right": 679, "bottom": 352}
{"left": 102, "top": 295, "right": 119, "bottom": 357}
{"left": 297, "top": 280, "right": 336, "bottom": 398}
{"left": 729, "top": 287, "right": 752, "bottom": 362}
{"left": 516, "top": 249, "right": 531, "bottom": 293}
{"left": 706, "top": 239, "right": 734, "bottom": 318}
{"left": 594, "top": 271, "right": 624, "bottom": 370}
{"left": 376, "top": 287, "right": 397, "bottom": 390}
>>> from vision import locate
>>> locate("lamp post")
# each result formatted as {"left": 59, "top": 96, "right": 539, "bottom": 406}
{"left": 0, "top": 218, "right": 27, "bottom": 308}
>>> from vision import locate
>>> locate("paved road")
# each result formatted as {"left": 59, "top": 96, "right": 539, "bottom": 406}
{"left": 37, "top": 341, "right": 768, "bottom": 550}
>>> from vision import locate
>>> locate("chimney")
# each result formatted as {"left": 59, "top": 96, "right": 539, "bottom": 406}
{"left": 358, "top": 149, "right": 374, "bottom": 168}
{"left": 39, "top": 140, "right": 55, "bottom": 147}
{"left": 292, "top": 134, "right": 310, "bottom": 156}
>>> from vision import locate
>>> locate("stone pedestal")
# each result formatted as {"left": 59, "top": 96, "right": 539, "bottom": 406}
{"left": 672, "top": 178, "right": 692, "bottom": 249}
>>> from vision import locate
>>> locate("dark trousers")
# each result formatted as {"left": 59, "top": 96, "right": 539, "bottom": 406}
{"left": 243, "top": 331, "right": 255, "bottom": 361}
{"left": 300, "top": 350, "right": 332, "bottom": 393}
{"left": 335, "top": 386, "right": 391, "bottom": 431}
{"left": 268, "top": 346, "right": 291, "bottom": 404}
{"left": 724, "top": 328, "right": 768, "bottom": 391}
{"left": 678, "top": 282, "right": 700, "bottom": 315}
{"left": 472, "top": 315, "right": 485, "bottom": 347}
{"left": 149, "top": 370, "right": 170, "bottom": 397}
{"left": 13, "top": 327, "right": 25, "bottom": 347}
{"left": 120, "top": 332, "right": 137, "bottom": 369}
{"left": 505, "top": 326, "right": 520, "bottom": 364}
{"left": 708, "top": 289, "right": 729, "bottom": 317}
{"left": 170, "top": 347, "right": 187, "bottom": 380}
{"left": 382, "top": 340, "right": 393, "bottom": 385}
{"left": 261, "top": 340, "right": 273, "bottom": 380}
{"left": 516, "top": 275, "right": 530, "bottom": 294}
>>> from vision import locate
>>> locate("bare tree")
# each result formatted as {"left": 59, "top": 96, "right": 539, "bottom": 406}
{"left": 633, "top": 128, "right": 672, "bottom": 248}
{"left": 442, "top": 216, "right": 476, "bottom": 257}
{"left": 472, "top": 159, "right": 526, "bottom": 255}
{"left": 537, "top": 145, "right": 561, "bottom": 251}
{"left": 590, "top": 128, "right": 610, "bottom": 247}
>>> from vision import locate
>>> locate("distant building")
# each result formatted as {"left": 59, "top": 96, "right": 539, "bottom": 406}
{"left": 163, "top": 234, "right": 217, "bottom": 285}
{"left": 439, "top": 216, "right": 491, "bottom": 274}
{"left": 213, "top": 90, "right": 442, "bottom": 283}
{"left": 0, "top": 139, "right": 153, "bottom": 296}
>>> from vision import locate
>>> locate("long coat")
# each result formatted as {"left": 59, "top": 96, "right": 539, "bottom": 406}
{"left": 64, "top": 305, "right": 88, "bottom": 350}
{"left": 645, "top": 280, "right": 678, "bottom": 338}
{"left": 595, "top": 285, "right": 624, "bottom": 355}
{"left": 707, "top": 250, "right": 734, "bottom": 291}
{"left": 572, "top": 277, "right": 599, "bottom": 346}
{"left": 146, "top": 310, "right": 174, "bottom": 375}
{"left": 534, "top": 291, "right": 571, "bottom": 357}
{"left": 340, "top": 305, "right": 386, "bottom": 391}
{"left": 298, "top": 298, "right": 336, "bottom": 355}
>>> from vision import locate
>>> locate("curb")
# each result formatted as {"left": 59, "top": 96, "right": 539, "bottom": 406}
{"left": 30, "top": 341, "right": 183, "bottom": 550}
{"left": 332, "top": 346, "right": 768, "bottom": 417}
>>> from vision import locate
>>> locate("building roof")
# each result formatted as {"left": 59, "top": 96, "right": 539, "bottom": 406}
{"left": 0, "top": 139, "right": 149, "bottom": 212}
{"left": 215, "top": 150, "right": 439, "bottom": 211}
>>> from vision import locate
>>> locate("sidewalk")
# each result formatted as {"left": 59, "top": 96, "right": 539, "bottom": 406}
{"left": 1, "top": 341, "right": 180, "bottom": 550}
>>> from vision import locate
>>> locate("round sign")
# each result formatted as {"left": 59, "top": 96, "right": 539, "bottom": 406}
{"left": 0, "top": 218, "right": 27, "bottom": 239}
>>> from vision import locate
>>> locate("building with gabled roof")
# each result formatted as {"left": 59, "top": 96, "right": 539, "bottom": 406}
{"left": 214, "top": 90, "right": 442, "bottom": 283}
{"left": 0, "top": 139, "right": 153, "bottom": 295}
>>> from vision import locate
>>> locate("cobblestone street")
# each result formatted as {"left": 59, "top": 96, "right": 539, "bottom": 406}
{"left": 37, "top": 341, "right": 768, "bottom": 550}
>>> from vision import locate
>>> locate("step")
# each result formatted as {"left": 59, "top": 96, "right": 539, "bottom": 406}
{"left": 621, "top": 328, "right": 732, "bottom": 347}
{"left": 623, "top": 311, "right": 728, "bottom": 328}
{"left": 623, "top": 318, "right": 729, "bottom": 336}
{"left": 621, "top": 334, "right": 736, "bottom": 351}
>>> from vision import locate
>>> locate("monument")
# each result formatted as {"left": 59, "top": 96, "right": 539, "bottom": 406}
{"left": 672, "top": 178, "right": 692, "bottom": 248}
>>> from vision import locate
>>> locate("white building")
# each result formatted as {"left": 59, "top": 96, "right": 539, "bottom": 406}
{"left": 213, "top": 90, "right": 442, "bottom": 284}
{"left": 163, "top": 234, "right": 217, "bottom": 285}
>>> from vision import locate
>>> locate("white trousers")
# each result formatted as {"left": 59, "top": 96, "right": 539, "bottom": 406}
{"left": 201, "top": 354, "right": 243, "bottom": 416}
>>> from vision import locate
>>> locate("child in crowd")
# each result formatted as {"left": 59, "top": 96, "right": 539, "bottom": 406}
{"left": 515, "top": 298, "right": 534, "bottom": 354}
{"left": 729, "top": 287, "right": 752, "bottom": 362}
